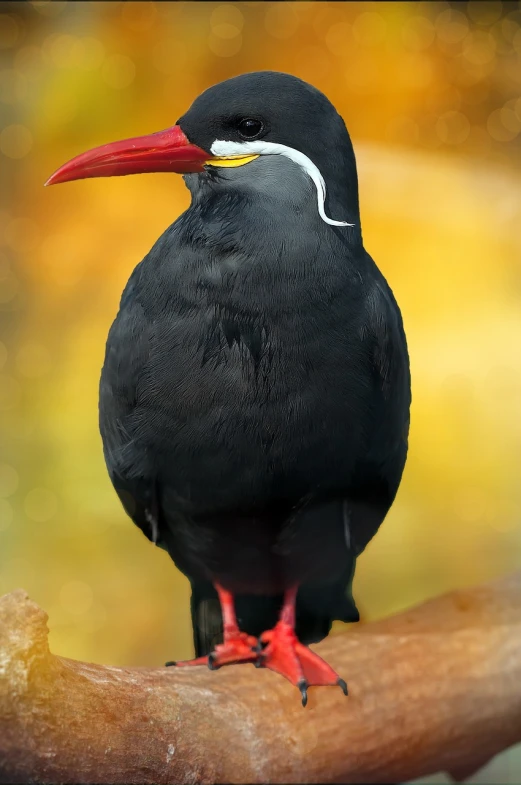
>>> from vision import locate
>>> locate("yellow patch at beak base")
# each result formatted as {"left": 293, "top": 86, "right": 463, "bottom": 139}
{"left": 205, "top": 154, "right": 260, "bottom": 168}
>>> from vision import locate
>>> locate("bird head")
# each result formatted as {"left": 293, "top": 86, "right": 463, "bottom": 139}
{"left": 46, "top": 71, "right": 359, "bottom": 229}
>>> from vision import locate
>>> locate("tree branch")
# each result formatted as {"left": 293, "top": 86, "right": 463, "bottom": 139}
{"left": 1, "top": 573, "right": 520, "bottom": 784}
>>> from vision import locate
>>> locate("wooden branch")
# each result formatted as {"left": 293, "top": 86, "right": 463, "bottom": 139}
{"left": 1, "top": 574, "right": 520, "bottom": 785}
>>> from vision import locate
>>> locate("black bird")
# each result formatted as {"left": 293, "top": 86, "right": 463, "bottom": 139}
{"left": 47, "top": 71, "right": 410, "bottom": 706}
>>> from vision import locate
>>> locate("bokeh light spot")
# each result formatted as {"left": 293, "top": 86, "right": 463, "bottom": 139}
{"left": 0, "top": 463, "right": 18, "bottom": 498}
{"left": 42, "top": 32, "right": 60, "bottom": 58}
{"left": 16, "top": 343, "right": 51, "bottom": 378}
{"left": 59, "top": 580, "right": 94, "bottom": 615}
{"left": 463, "top": 31, "right": 497, "bottom": 66}
{"left": 121, "top": 1, "right": 157, "bottom": 31}
{"left": 435, "top": 9, "right": 469, "bottom": 44}
{"left": 210, "top": 4, "right": 244, "bottom": 31}
{"left": 487, "top": 107, "right": 521, "bottom": 141}
{"left": 402, "top": 16, "right": 435, "bottom": 51}
{"left": 325, "top": 22, "right": 351, "bottom": 57}
{"left": 0, "top": 498, "right": 13, "bottom": 531}
{"left": 0, "top": 14, "right": 20, "bottom": 49}
{"left": 30, "top": 0, "right": 67, "bottom": 16}
{"left": 467, "top": 1, "right": 503, "bottom": 26}
{"left": 264, "top": 4, "right": 299, "bottom": 40}
{"left": 500, "top": 102, "right": 521, "bottom": 135}
{"left": 212, "top": 22, "right": 241, "bottom": 40}
{"left": 208, "top": 32, "right": 242, "bottom": 57}
{"left": 24, "top": 487, "right": 58, "bottom": 522}
{"left": 80, "top": 37, "right": 105, "bottom": 71}
{"left": 352, "top": 12, "right": 386, "bottom": 46}
{"left": 436, "top": 111, "right": 471, "bottom": 144}
{"left": 102, "top": 54, "right": 136, "bottom": 89}
{"left": 0, "top": 124, "right": 33, "bottom": 159}
{"left": 0, "top": 69, "right": 27, "bottom": 104}
{"left": 48, "top": 34, "right": 86, "bottom": 69}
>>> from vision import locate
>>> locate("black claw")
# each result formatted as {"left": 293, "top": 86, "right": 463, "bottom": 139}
{"left": 337, "top": 678, "right": 348, "bottom": 696}
{"left": 298, "top": 680, "right": 308, "bottom": 708}
{"left": 251, "top": 641, "right": 264, "bottom": 668}
{"left": 165, "top": 661, "right": 177, "bottom": 667}
{"left": 253, "top": 640, "right": 264, "bottom": 667}
{"left": 207, "top": 653, "right": 220, "bottom": 671}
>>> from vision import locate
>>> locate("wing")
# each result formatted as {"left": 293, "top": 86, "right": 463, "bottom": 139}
{"left": 99, "top": 262, "right": 166, "bottom": 548}
{"left": 349, "top": 265, "right": 411, "bottom": 554}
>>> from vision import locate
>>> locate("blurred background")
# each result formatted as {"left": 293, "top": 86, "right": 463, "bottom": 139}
{"left": 0, "top": 1, "right": 520, "bottom": 781}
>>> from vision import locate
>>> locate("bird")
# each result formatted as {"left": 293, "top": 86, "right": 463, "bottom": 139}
{"left": 46, "top": 71, "right": 411, "bottom": 707}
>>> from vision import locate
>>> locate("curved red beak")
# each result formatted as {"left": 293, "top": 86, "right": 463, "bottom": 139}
{"left": 45, "top": 125, "right": 210, "bottom": 186}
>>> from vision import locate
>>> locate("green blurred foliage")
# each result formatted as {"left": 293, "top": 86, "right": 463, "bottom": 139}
{"left": 0, "top": 0, "right": 520, "bottom": 700}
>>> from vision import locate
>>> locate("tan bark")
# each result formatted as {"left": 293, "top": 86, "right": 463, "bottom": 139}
{"left": 1, "top": 573, "right": 520, "bottom": 784}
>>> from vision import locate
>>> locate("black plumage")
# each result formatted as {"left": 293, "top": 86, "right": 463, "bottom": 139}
{"left": 49, "top": 72, "right": 410, "bottom": 692}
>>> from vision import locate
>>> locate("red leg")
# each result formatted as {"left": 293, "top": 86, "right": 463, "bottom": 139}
{"left": 259, "top": 586, "right": 348, "bottom": 706}
{"left": 167, "top": 583, "right": 258, "bottom": 669}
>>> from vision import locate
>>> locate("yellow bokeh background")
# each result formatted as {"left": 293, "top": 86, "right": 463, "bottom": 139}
{"left": 1, "top": 3, "right": 521, "bottom": 776}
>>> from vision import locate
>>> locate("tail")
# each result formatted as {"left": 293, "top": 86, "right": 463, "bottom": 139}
{"left": 190, "top": 572, "right": 359, "bottom": 658}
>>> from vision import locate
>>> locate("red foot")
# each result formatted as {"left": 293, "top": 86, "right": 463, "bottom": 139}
{"left": 167, "top": 631, "right": 258, "bottom": 670}
{"left": 259, "top": 621, "right": 348, "bottom": 706}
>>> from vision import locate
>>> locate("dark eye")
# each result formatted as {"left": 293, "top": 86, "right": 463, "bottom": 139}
{"left": 237, "top": 118, "right": 263, "bottom": 139}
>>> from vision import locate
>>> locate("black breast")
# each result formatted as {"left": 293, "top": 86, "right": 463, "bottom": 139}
{"left": 99, "top": 218, "right": 410, "bottom": 588}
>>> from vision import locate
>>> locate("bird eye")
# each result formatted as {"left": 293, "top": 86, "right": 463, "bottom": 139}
{"left": 237, "top": 118, "right": 263, "bottom": 139}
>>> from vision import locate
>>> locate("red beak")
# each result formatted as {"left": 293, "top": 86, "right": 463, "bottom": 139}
{"left": 45, "top": 125, "right": 210, "bottom": 186}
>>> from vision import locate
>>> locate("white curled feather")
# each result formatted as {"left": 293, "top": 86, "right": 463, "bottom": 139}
{"left": 210, "top": 140, "right": 353, "bottom": 228}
